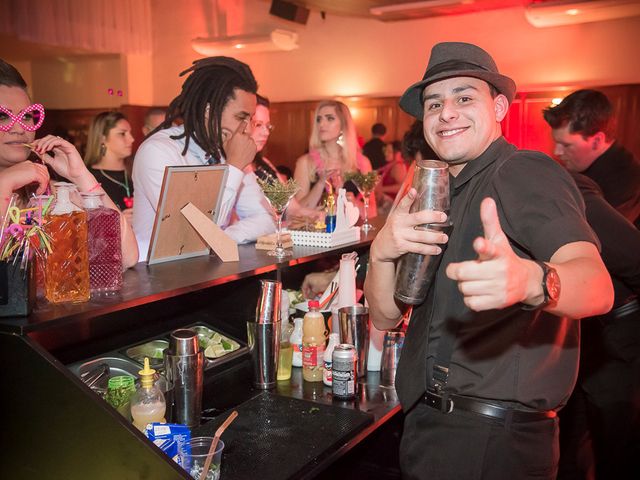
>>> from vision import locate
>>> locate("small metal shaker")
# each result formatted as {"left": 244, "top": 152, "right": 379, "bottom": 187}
{"left": 380, "top": 329, "right": 405, "bottom": 387}
{"left": 247, "top": 279, "right": 282, "bottom": 389}
{"left": 338, "top": 305, "right": 369, "bottom": 377}
{"left": 394, "top": 159, "right": 450, "bottom": 305}
{"left": 164, "top": 328, "right": 204, "bottom": 428}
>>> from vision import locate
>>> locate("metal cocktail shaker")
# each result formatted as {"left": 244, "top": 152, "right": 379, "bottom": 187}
{"left": 380, "top": 329, "right": 405, "bottom": 388}
{"left": 338, "top": 305, "right": 369, "bottom": 377}
{"left": 247, "top": 280, "right": 282, "bottom": 389}
{"left": 164, "top": 328, "right": 204, "bottom": 428}
{"left": 394, "top": 160, "right": 450, "bottom": 305}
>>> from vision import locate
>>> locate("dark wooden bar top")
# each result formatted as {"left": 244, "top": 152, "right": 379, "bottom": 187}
{"left": 0, "top": 223, "right": 380, "bottom": 336}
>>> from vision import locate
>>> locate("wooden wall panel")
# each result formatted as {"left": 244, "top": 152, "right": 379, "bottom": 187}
{"left": 39, "top": 85, "right": 640, "bottom": 179}
{"left": 266, "top": 97, "right": 415, "bottom": 173}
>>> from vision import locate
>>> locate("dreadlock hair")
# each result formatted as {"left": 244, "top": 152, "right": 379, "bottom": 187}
{"left": 163, "top": 56, "right": 258, "bottom": 158}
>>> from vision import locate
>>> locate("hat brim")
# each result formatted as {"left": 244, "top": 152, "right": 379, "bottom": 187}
{"left": 399, "top": 70, "right": 516, "bottom": 119}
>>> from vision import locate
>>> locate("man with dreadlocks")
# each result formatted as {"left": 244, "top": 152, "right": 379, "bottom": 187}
{"left": 132, "top": 56, "right": 275, "bottom": 260}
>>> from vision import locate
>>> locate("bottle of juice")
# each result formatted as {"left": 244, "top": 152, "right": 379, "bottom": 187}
{"left": 81, "top": 193, "right": 123, "bottom": 293}
{"left": 302, "top": 300, "right": 327, "bottom": 382}
{"left": 277, "top": 316, "right": 294, "bottom": 381}
{"left": 290, "top": 317, "right": 304, "bottom": 368}
{"left": 44, "top": 182, "right": 90, "bottom": 304}
{"left": 130, "top": 358, "right": 166, "bottom": 431}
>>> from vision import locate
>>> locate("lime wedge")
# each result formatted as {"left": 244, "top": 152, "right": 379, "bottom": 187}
{"left": 205, "top": 344, "right": 226, "bottom": 358}
{"left": 210, "top": 332, "right": 223, "bottom": 344}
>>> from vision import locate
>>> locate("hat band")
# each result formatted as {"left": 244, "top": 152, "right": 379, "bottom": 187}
{"left": 424, "top": 59, "right": 492, "bottom": 80}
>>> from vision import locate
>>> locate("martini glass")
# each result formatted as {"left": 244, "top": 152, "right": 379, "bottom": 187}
{"left": 350, "top": 172, "right": 379, "bottom": 232}
{"left": 259, "top": 179, "right": 299, "bottom": 259}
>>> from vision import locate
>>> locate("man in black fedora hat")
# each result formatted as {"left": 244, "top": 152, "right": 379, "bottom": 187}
{"left": 364, "top": 42, "right": 613, "bottom": 479}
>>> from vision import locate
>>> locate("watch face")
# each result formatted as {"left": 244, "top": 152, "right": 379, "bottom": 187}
{"left": 546, "top": 268, "right": 561, "bottom": 302}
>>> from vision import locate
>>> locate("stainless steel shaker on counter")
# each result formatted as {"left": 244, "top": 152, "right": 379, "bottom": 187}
{"left": 247, "top": 279, "right": 282, "bottom": 389}
{"left": 164, "top": 328, "right": 204, "bottom": 427}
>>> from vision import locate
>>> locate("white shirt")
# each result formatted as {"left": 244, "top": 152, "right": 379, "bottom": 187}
{"left": 132, "top": 126, "right": 275, "bottom": 261}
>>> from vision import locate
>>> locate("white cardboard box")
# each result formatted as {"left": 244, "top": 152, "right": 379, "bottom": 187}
{"left": 287, "top": 227, "right": 361, "bottom": 248}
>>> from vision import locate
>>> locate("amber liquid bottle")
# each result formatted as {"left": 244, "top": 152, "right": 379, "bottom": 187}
{"left": 44, "top": 183, "right": 90, "bottom": 304}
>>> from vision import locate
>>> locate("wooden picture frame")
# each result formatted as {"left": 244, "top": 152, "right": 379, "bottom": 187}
{"left": 147, "top": 165, "right": 228, "bottom": 265}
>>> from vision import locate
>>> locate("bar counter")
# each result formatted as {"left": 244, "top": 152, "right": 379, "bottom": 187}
{"left": 2, "top": 218, "right": 403, "bottom": 479}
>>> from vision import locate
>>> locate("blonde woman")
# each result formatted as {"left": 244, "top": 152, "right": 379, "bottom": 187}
{"left": 293, "top": 100, "right": 376, "bottom": 218}
{"left": 84, "top": 111, "right": 135, "bottom": 223}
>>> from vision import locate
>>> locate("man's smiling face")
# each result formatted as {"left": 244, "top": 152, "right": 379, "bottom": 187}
{"left": 422, "top": 76, "right": 508, "bottom": 171}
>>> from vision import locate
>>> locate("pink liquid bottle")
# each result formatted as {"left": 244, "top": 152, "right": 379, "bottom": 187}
{"left": 81, "top": 193, "right": 123, "bottom": 293}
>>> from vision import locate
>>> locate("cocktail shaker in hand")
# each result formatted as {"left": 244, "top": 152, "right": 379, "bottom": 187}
{"left": 164, "top": 328, "right": 204, "bottom": 428}
{"left": 247, "top": 279, "right": 282, "bottom": 389}
{"left": 394, "top": 160, "right": 450, "bottom": 305}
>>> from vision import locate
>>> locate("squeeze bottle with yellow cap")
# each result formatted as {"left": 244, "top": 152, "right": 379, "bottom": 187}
{"left": 130, "top": 357, "right": 166, "bottom": 431}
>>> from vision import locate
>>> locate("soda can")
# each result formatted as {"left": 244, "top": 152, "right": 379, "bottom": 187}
{"left": 332, "top": 344, "right": 357, "bottom": 400}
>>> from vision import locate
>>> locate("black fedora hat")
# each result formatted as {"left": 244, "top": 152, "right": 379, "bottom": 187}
{"left": 399, "top": 42, "right": 516, "bottom": 119}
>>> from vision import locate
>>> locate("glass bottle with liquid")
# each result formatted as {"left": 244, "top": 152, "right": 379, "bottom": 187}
{"left": 44, "top": 182, "right": 90, "bottom": 304}
{"left": 130, "top": 358, "right": 166, "bottom": 431}
{"left": 277, "top": 316, "right": 294, "bottom": 381}
{"left": 81, "top": 193, "right": 123, "bottom": 293}
{"left": 290, "top": 317, "right": 304, "bottom": 368}
{"left": 302, "top": 300, "right": 327, "bottom": 382}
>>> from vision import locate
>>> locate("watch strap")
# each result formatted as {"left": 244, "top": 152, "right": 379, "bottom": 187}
{"left": 521, "top": 260, "right": 549, "bottom": 311}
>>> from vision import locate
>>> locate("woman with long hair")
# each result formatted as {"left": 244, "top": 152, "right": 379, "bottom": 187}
{"left": 84, "top": 111, "right": 135, "bottom": 223}
{"left": 293, "top": 100, "right": 376, "bottom": 218}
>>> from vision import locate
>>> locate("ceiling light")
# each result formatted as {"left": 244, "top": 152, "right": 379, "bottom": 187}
{"left": 191, "top": 29, "right": 299, "bottom": 56}
{"left": 369, "top": 0, "right": 470, "bottom": 16}
{"left": 525, "top": 0, "right": 640, "bottom": 28}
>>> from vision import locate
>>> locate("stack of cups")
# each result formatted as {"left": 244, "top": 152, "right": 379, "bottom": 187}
{"left": 332, "top": 254, "right": 357, "bottom": 334}
{"left": 247, "top": 279, "right": 282, "bottom": 389}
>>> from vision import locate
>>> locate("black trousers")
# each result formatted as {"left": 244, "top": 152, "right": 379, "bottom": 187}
{"left": 557, "top": 312, "right": 640, "bottom": 480}
{"left": 400, "top": 401, "right": 559, "bottom": 480}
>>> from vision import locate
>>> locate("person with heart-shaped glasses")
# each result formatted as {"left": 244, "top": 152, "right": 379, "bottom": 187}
{"left": 0, "top": 58, "right": 139, "bottom": 269}
{"left": 0, "top": 103, "right": 45, "bottom": 133}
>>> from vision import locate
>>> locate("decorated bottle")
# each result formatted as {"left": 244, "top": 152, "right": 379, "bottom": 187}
{"left": 44, "top": 183, "right": 90, "bottom": 304}
{"left": 81, "top": 193, "right": 123, "bottom": 293}
{"left": 302, "top": 300, "right": 327, "bottom": 382}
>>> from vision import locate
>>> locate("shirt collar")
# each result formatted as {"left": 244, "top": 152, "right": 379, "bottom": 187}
{"left": 169, "top": 125, "right": 221, "bottom": 165}
{"left": 451, "top": 137, "right": 515, "bottom": 191}
{"left": 584, "top": 141, "right": 618, "bottom": 177}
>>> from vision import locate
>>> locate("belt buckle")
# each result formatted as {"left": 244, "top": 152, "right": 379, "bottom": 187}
{"left": 425, "top": 390, "right": 454, "bottom": 414}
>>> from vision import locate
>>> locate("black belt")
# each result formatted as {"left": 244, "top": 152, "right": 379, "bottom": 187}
{"left": 423, "top": 390, "right": 556, "bottom": 422}
{"left": 611, "top": 298, "right": 639, "bottom": 320}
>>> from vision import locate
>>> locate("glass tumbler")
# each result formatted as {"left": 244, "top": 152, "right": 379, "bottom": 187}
{"left": 180, "top": 437, "right": 225, "bottom": 480}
